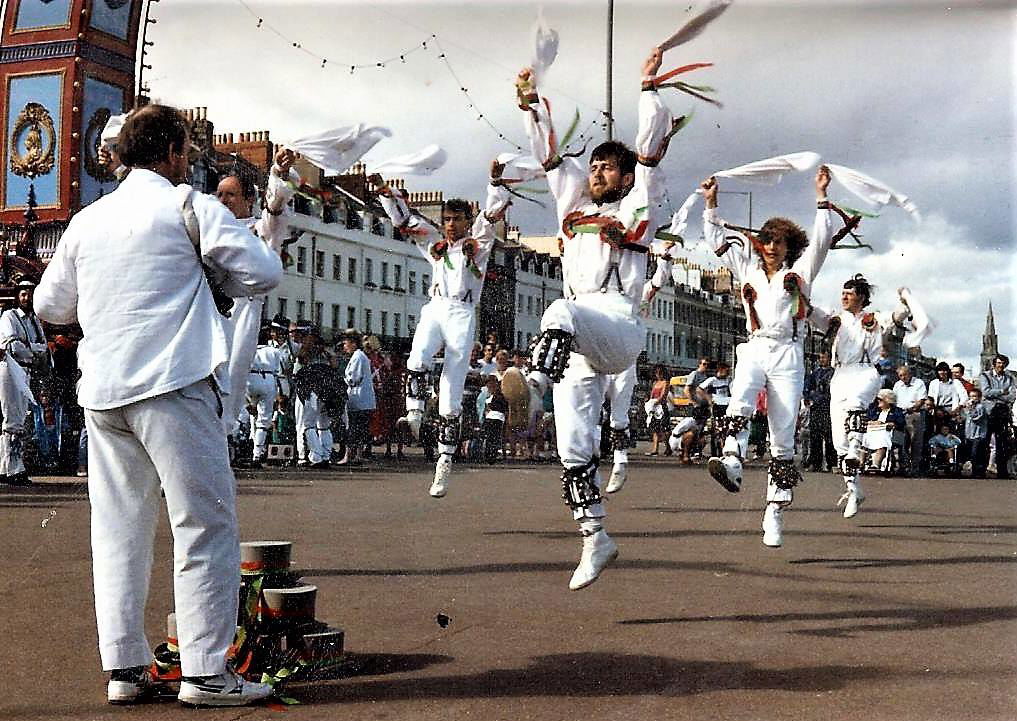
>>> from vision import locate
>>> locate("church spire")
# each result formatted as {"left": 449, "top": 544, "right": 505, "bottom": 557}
{"left": 981, "top": 301, "right": 999, "bottom": 371}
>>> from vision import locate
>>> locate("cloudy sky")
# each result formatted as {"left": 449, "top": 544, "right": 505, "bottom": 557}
{"left": 148, "top": 0, "right": 1014, "bottom": 373}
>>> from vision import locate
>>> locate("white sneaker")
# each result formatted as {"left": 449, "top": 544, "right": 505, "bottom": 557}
{"left": 108, "top": 666, "right": 157, "bottom": 705}
{"left": 569, "top": 529, "right": 618, "bottom": 590}
{"left": 178, "top": 667, "right": 272, "bottom": 707}
{"left": 707, "top": 455, "right": 742, "bottom": 492}
{"left": 605, "top": 463, "right": 627, "bottom": 494}
{"left": 762, "top": 503, "right": 784, "bottom": 548}
{"left": 402, "top": 409, "right": 423, "bottom": 441}
{"left": 429, "top": 453, "right": 452, "bottom": 498}
{"left": 839, "top": 481, "right": 865, "bottom": 519}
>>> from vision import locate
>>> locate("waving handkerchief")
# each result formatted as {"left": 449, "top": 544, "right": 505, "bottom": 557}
{"left": 825, "top": 163, "right": 921, "bottom": 223}
{"left": 287, "top": 124, "right": 391, "bottom": 176}
{"left": 369, "top": 145, "right": 447, "bottom": 176}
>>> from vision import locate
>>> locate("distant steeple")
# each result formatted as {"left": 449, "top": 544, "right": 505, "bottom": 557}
{"left": 981, "top": 301, "right": 998, "bottom": 371}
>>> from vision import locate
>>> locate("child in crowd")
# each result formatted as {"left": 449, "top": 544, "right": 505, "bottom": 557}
{"left": 928, "top": 424, "right": 962, "bottom": 473}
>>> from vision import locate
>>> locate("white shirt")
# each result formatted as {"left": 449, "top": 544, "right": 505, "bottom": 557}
{"left": 35, "top": 169, "right": 282, "bottom": 410}
{"left": 810, "top": 307, "right": 906, "bottom": 366}
{"left": 703, "top": 206, "right": 834, "bottom": 341}
{"left": 524, "top": 90, "right": 671, "bottom": 312}
{"left": 379, "top": 183, "right": 509, "bottom": 306}
{"left": 927, "top": 378, "right": 966, "bottom": 411}
{"left": 699, "top": 375, "right": 731, "bottom": 406}
{"left": 250, "top": 345, "right": 284, "bottom": 375}
{"left": 893, "top": 377, "right": 927, "bottom": 411}
{"left": 0, "top": 307, "right": 47, "bottom": 366}
{"left": 345, "top": 348, "right": 376, "bottom": 411}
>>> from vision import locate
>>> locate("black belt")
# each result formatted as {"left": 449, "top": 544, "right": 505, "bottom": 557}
{"left": 249, "top": 370, "right": 276, "bottom": 377}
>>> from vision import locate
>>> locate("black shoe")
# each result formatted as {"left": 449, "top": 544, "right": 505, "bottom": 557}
{"left": 309, "top": 460, "right": 331, "bottom": 470}
{"left": 7, "top": 472, "right": 32, "bottom": 486}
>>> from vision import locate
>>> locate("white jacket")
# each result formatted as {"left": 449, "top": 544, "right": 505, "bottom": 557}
{"left": 344, "top": 348, "right": 376, "bottom": 412}
{"left": 35, "top": 169, "right": 282, "bottom": 410}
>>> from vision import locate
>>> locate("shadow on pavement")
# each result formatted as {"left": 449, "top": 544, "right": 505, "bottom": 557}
{"left": 788, "top": 555, "right": 1017, "bottom": 569}
{"left": 289, "top": 652, "right": 892, "bottom": 705}
{"left": 618, "top": 604, "right": 1017, "bottom": 639}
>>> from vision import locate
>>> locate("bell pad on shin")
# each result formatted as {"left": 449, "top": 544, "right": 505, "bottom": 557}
{"left": 844, "top": 410, "right": 867, "bottom": 434}
{"left": 437, "top": 415, "right": 460, "bottom": 446}
{"left": 609, "top": 426, "right": 633, "bottom": 451}
{"left": 404, "top": 369, "right": 432, "bottom": 401}
{"left": 768, "top": 459, "right": 802, "bottom": 490}
{"left": 528, "top": 329, "right": 573, "bottom": 383}
{"left": 561, "top": 458, "right": 602, "bottom": 511}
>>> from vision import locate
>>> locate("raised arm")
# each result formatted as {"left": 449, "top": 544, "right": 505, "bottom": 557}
{"left": 194, "top": 193, "right": 283, "bottom": 297}
{"left": 35, "top": 224, "right": 79, "bottom": 326}
{"left": 792, "top": 165, "right": 835, "bottom": 284}
{"left": 370, "top": 173, "right": 441, "bottom": 261}
{"left": 473, "top": 159, "right": 512, "bottom": 253}
{"left": 516, "top": 68, "right": 588, "bottom": 223}
{"left": 701, "top": 176, "right": 750, "bottom": 281}
{"left": 629, "top": 48, "right": 673, "bottom": 242}
{"left": 255, "top": 148, "right": 299, "bottom": 251}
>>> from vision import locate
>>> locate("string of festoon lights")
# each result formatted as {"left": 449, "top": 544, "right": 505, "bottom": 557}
{"left": 232, "top": 0, "right": 603, "bottom": 155}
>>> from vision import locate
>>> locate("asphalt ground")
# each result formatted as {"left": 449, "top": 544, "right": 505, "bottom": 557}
{"left": 2, "top": 446, "right": 1016, "bottom": 721}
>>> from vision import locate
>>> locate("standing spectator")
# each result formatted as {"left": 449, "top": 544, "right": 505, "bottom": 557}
{"left": 378, "top": 353, "right": 405, "bottom": 458}
{"left": 685, "top": 357, "right": 710, "bottom": 403}
{"left": 476, "top": 343, "right": 498, "bottom": 376}
{"left": 492, "top": 349, "right": 511, "bottom": 381}
{"left": 292, "top": 327, "right": 337, "bottom": 468}
{"left": 874, "top": 347, "right": 897, "bottom": 389}
{"left": 927, "top": 362, "right": 967, "bottom": 430}
{"left": 337, "top": 330, "right": 375, "bottom": 466}
{"left": 962, "top": 388, "right": 990, "bottom": 478}
{"left": 364, "top": 335, "right": 384, "bottom": 453}
{"left": 980, "top": 354, "right": 1015, "bottom": 479}
{"left": 952, "top": 363, "right": 975, "bottom": 394}
{"left": 749, "top": 389, "right": 768, "bottom": 461}
{"left": 893, "top": 365, "right": 928, "bottom": 476}
{"left": 33, "top": 104, "right": 279, "bottom": 705}
{"left": 804, "top": 351, "right": 836, "bottom": 472}
{"left": 32, "top": 389, "right": 62, "bottom": 471}
{"left": 644, "top": 365, "right": 671, "bottom": 456}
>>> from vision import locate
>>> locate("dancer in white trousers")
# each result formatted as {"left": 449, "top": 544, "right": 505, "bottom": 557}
{"left": 34, "top": 105, "right": 280, "bottom": 706}
{"left": 516, "top": 46, "right": 673, "bottom": 589}
{"left": 214, "top": 149, "right": 297, "bottom": 440}
{"left": 604, "top": 240, "right": 679, "bottom": 494}
{"left": 246, "top": 329, "right": 285, "bottom": 466}
{"left": 809, "top": 275, "right": 914, "bottom": 518}
{"left": 701, "top": 169, "right": 835, "bottom": 548}
{"left": 0, "top": 348, "right": 35, "bottom": 484}
{"left": 370, "top": 164, "right": 509, "bottom": 498}
{"left": 292, "top": 326, "right": 336, "bottom": 468}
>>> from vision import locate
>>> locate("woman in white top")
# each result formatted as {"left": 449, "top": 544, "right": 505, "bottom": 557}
{"left": 338, "top": 330, "right": 375, "bottom": 466}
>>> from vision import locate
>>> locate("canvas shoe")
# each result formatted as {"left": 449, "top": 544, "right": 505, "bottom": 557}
{"left": 707, "top": 455, "right": 742, "bottom": 493}
{"left": 569, "top": 528, "right": 618, "bottom": 590}
{"left": 178, "top": 667, "right": 272, "bottom": 707}
{"left": 838, "top": 480, "right": 865, "bottom": 519}
{"left": 762, "top": 503, "right": 784, "bottom": 548}
{"left": 429, "top": 454, "right": 452, "bottom": 498}
{"left": 605, "top": 463, "right": 627, "bottom": 494}
{"left": 108, "top": 666, "right": 158, "bottom": 705}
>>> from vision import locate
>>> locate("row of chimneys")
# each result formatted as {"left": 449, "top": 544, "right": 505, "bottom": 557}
{"left": 185, "top": 107, "right": 209, "bottom": 121}
{"left": 407, "top": 191, "right": 444, "bottom": 203}
{"left": 212, "top": 131, "right": 272, "bottom": 145}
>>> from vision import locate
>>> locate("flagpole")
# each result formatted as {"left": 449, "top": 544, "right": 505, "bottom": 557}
{"left": 606, "top": 0, "right": 614, "bottom": 140}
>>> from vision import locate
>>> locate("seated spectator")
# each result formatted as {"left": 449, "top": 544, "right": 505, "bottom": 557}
{"left": 928, "top": 424, "right": 962, "bottom": 473}
{"left": 962, "top": 388, "right": 989, "bottom": 478}
{"left": 865, "top": 389, "right": 906, "bottom": 472}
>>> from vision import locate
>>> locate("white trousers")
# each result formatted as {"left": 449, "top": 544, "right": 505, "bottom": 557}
{"left": 727, "top": 337, "right": 804, "bottom": 461}
{"left": 543, "top": 294, "right": 644, "bottom": 520}
{"left": 406, "top": 298, "right": 476, "bottom": 419}
{"left": 0, "top": 359, "right": 33, "bottom": 476}
{"left": 245, "top": 372, "right": 276, "bottom": 460}
{"left": 605, "top": 363, "right": 637, "bottom": 465}
{"left": 85, "top": 380, "right": 238, "bottom": 676}
{"left": 223, "top": 296, "right": 264, "bottom": 436}
{"left": 295, "top": 392, "right": 332, "bottom": 464}
{"left": 830, "top": 364, "right": 881, "bottom": 457}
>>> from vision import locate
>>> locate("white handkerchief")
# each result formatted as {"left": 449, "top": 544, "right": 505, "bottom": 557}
{"left": 530, "top": 6, "right": 559, "bottom": 85}
{"left": 287, "top": 124, "right": 391, "bottom": 177}
{"left": 101, "top": 113, "right": 129, "bottom": 148}
{"left": 369, "top": 145, "right": 447, "bottom": 176}
{"left": 496, "top": 152, "right": 546, "bottom": 182}
{"left": 713, "top": 151, "right": 821, "bottom": 185}
{"left": 898, "top": 287, "right": 935, "bottom": 349}
{"left": 826, "top": 163, "right": 921, "bottom": 223}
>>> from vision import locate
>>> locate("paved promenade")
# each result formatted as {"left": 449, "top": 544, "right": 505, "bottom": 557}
{"left": 2, "top": 449, "right": 1015, "bottom": 720}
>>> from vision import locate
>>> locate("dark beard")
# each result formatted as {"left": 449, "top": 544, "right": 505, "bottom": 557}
{"left": 591, "top": 186, "right": 626, "bottom": 205}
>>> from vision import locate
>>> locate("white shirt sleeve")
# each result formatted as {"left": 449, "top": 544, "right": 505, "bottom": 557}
{"left": 703, "top": 207, "right": 749, "bottom": 282}
{"left": 521, "top": 96, "right": 588, "bottom": 225}
{"left": 35, "top": 225, "right": 79, "bottom": 325}
{"left": 254, "top": 166, "right": 299, "bottom": 252}
{"left": 378, "top": 193, "right": 441, "bottom": 261}
{"left": 792, "top": 207, "right": 835, "bottom": 284}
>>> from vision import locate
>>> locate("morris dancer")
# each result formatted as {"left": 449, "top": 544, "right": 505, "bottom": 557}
{"left": 516, "top": 46, "right": 673, "bottom": 589}
{"left": 245, "top": 328, "right": 285, "bottom": 466}
{"left": 214, "top": 149, "right": 298, "bottom": 442}
{"left": 700, "top": 169, "right": 834, "bottom": 548}
{"left": 369, "top": 164, "right": 509, "bottom": 498}
{"left": 810, "top": 276, "right": 918, "bottom": 518}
